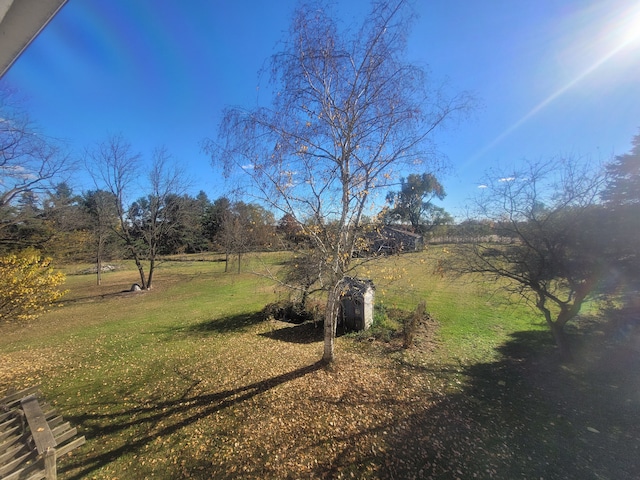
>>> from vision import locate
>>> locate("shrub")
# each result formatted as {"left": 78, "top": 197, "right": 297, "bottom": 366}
{"left": 0, "top": 249, "right": 67, "bottom": 322}
{"left": 350, "top": 304, "right": 398, "bottom": 343}
{"left": 403, "top": 300, "right": 427, "bottom": 349}
{"left": 262, "top": 300, "right": 319, "bottom": 324}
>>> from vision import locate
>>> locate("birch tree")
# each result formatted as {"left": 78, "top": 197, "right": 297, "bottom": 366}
{"left": 207, "top": 0, "right": 473, "bottom": 362}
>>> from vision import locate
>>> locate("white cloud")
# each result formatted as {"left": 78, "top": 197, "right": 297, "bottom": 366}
{"left": 241, "top": 164, "right": 254, "bottom": 170}
{"left": 477, "top": 184, "right": 488, "bottom": 189}
{"left": 498, "top": 176, "right": 515, "bottom": 182}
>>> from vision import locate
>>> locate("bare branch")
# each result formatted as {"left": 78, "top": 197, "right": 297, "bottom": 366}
{"left": 206, "top": 0, "right": 475, "bottom": 362}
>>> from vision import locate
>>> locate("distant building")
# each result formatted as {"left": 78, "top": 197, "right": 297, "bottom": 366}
{"left": 367, "top": 226, "right": 424, "bottom": 255}
{"left": 339, "top": 277, "right": 375, "bottom": 331}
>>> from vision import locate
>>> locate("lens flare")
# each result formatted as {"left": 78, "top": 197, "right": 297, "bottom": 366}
{"left": 467, "top": 1, "right": 640, "bottom": 165}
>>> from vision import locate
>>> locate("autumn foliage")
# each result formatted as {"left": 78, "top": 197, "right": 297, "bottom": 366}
{"left": 0, "top": 249, "right": 67, "bottom": 322}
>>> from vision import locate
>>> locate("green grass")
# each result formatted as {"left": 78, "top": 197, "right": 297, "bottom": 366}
{"left": 350, "top": 251, "right": 546, "bottom": 363}
{"left": 1, "top": 250, "right": 638, "bottom": 479}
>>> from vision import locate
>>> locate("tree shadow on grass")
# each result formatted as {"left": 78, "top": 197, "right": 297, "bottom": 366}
{"left": 351, "top": 330, "right": 640, "bottom": 479}
{"left": 260, "top": 321, "right": 324, "bottom": 344}
{"left": 160, "top": 311, "right": 267, "bottom": 337}
{"left": 58, "top": 327, "right": 640, "bottom": 479}
{"left": 54, "top": 288, "right": 146, "bottom": 306}
{"left": 60, "top": 361, "right": 325, "bottom": 480}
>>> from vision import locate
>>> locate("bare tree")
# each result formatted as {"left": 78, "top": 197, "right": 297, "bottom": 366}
{"left": 128, "top": 147, "right": 188, "bottom": 287}
{"left": 215, "top": 201, "right": 275, "bottom": 273}
{"left": 207, "top": 0, "right": 473, "bottom": 362}
{"left": 86, "top": 134, "right": 149, "bottom": 287}
{"left": 83, "top": 189, "right": 120, "bottom": 285}
{"left": 450, "top": 158, "right": 606, "bottom": 359}
{"left": 0, "top": 86, "right": 72, "bottom": 240}
{"left": 87, "top": 136, "right": 188, "bottom": 289}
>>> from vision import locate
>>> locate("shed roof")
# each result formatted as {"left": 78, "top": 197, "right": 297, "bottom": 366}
{"left": 342, "top": 277, "right": 375, "bottom": 295}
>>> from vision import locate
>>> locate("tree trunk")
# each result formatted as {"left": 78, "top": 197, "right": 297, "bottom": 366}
{"left": 237, "top": 252, "right": 242, "bottom": 274}
{"left": 323, "top": 280, "right": 343, "bottom": 363}
{"left": 550, "top": 321, "right": 572, "bottom": 361}
{"left": 536, "top": 290, "right": 573, "bottom": 360}
{"left": 96, "top": 236, "right": 104, "bottom": 286}
{"left": 146, "top": 257, "right": 155, "bottom": 289}
{"left": 96, "top": 256, "right": 102, "bottom": 286}
{"left": 132, "top": 252, "right": 146, "bottom": 289}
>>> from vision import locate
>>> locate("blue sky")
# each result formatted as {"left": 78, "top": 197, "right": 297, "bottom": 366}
{"left": 3, "top": 0, "right": 640, "bottom": 219}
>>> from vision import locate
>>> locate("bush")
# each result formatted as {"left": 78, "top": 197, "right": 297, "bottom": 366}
{"left": 349, "top": 304, "right": 398, "bottom": 343}
{"left": 262, "top": 300, "right": 320, "bottom": 324}
{"left": 403, "top": 300, "right": 426, "bottom": 349}
{"left": 0, "top": 249, "right": 67, "bottom": 322}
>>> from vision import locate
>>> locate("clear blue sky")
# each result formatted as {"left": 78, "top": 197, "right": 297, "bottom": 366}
{"left": 3, "top": 0, "right": 640, "bottom": 219}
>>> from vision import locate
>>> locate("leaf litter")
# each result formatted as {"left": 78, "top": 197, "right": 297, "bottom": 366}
{"left": 1, "top": 312, "right": 639, "bottom": 479}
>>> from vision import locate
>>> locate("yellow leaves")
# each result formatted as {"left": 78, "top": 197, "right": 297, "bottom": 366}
{"left": 0, "top": 249, "right": 67, "bottom": 323}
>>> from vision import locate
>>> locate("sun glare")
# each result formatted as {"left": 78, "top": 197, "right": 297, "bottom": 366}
{"left": 614, "top": 2, "right": 640, "bottom": 47}
{"left": 464, "top": 1, "right": 640, "bottom": 166}
{"left": 584, "top": 1, "right": 640, "bottom": 68}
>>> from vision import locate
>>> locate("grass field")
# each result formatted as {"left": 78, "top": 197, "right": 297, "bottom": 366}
{"left": 1, "top": 251, "right": 639, "bottom": 479}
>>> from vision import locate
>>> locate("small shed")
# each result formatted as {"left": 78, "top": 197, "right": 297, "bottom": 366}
{"left": 377, "top": 226, "right": 424, "bottom": 253}
{"left": 360, "top": 226, "right": 424, "bottom": 256}
{"left": 339, "top": 277, "right": 375, "bottom": 331}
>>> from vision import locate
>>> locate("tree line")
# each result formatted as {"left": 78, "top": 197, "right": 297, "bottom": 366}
{"left": 0, "top": 139, "right": 279, "bottom": 285}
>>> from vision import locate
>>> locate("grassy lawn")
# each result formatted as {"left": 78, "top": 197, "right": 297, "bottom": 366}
{"left": 1, "top": 251, "right": 639, "bottom": 479}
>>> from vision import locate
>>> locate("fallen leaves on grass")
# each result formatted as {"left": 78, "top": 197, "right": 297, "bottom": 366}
{"left": 3, "top": 316, "right": 640, "bottom": 479}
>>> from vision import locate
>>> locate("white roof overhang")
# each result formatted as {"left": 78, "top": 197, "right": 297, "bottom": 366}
{"left": 0, "top": 0, "right": 68, "bottom": 78}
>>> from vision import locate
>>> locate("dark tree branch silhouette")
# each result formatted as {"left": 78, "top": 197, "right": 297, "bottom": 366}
{"left": 449, "top": 158, "right": 606, "bottom": 359}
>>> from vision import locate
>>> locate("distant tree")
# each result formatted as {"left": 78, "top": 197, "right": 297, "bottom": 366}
{"left": 152, "top": 194, "right": 190, "bottom": 255}
{"left": 0, "top": 87, "right": 73, "bottom": 251}
{"left": 41, "top": 182, "right": 92, "bottom": 261}
{"left": 82, "top": 189, "right": 121, "bottom": 285}
{"left": 87, "top": 136, "right": 188, "bottom": 289}
{"left": 384, "top": 173, "right": 452, "bottom": 235}
{"left": 453, "top": 219, "right": 495, "bottom": 242}
{"left": 0, "top": 87, "right": 71, "bottom": 208}
{"left": 203, "top": 196, "right": 232, "bottom": 243}
{"left": 0, "top": 191, "right": 47, "bottom": 253}
{"left": 16, "top": 190, "right": 39, "bottom": 214}
{"left": 602, "top": 129, "right": 640, "bottom": 207}
{"left": 451, "top": 158, "right": 606, "bottom": 359}
{"left": 216, "top": 201, "right": 275, "bottom": 273}
{"left": 208, "top": 0, "right": 474, "bottom": 362}
{"left": 277, "top": 213, "right": 307, "bottom": 248}
{"left": 238, "top": 202, "right": 276, "bottom": 250}
{"left": 599, "top": 130, "right": 640, "bottom": 305}
{"left": 189, "top": 191, "right": 214, "bottom": 252}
